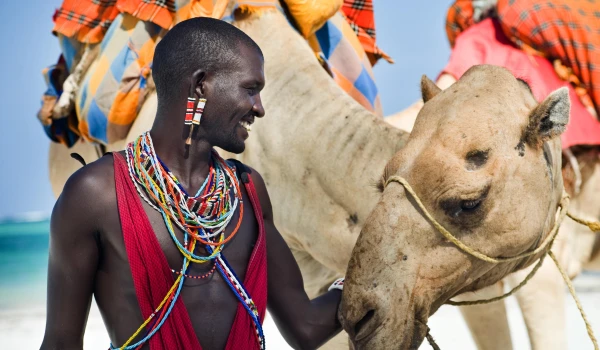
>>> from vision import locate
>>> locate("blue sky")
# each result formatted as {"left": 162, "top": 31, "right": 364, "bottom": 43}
{"left": 0, "top": 1, "right": 451, "bottom": 218}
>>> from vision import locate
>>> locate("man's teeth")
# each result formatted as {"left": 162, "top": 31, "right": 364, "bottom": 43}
{"left": 239, "top": 121, "right": 252, "bottom": 132}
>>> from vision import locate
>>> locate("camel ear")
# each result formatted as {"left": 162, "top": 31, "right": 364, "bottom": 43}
{"left": 523, "top": 87, "right": 570, "bottom": 148}
{"left": 421, "top": 75, "right": 442, "bottom": 103}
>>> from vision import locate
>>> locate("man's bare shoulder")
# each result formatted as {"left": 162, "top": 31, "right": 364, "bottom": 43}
{"left": 61, "top": 154, "right": 115, "bottom": 200}
{"left": 242, "top": 165, "right": 273, "bottom": 220}
{"left": 53, "top": 154, "right": 117, "bottom": 229}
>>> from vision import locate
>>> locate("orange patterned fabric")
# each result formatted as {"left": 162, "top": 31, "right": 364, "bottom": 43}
{"left": 53, "top": 0, "right": 175, "bottom": 44}
{"left": 446, "top": 0, "right": 600, "bottom": 118}
{"left": 496, "top": 0, "right": 600, "bottom": 118}
{"left": 445, "top": 0, "right": 475, "bottom": 48}
{"left": 341, "top": 0, "right": 391, "bottom": 65}
{"left": 44, "top": 0, "right": 388, "bottom": 145}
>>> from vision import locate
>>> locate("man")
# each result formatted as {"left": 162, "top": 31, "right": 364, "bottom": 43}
{"left": 41, "top": 18, "right": 343, "bottom": 350}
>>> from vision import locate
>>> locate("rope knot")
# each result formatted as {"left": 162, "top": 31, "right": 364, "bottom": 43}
{"left": 567, "top": 212, "right": 600, "bottom": 232}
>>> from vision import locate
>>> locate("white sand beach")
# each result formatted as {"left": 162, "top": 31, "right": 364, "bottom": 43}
{"left": 2, "top": 272, "right": 599, "bottom": 349}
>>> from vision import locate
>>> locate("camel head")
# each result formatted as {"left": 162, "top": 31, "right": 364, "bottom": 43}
{"left": 339, "top": 65, "right": 570, "bottom": 349}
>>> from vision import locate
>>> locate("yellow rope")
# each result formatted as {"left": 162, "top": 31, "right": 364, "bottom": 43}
{"left": 549, "top": 251, "right": 599, "bottom": 350}
{"left": 567, "top": 212, "right": 600, "bottom": 232}
{"left": 425, "top": 332, "right": 441, "bottom": 350}
{"left": 385, "top": 175, "right": 599, "bottom": 349}
{"left": 446, "top": 250, "right": 547, "bottom": 306}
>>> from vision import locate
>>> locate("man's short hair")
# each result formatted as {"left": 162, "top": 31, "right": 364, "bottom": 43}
{"left": 152, "top": 17, "right": 262, "bottom": 102}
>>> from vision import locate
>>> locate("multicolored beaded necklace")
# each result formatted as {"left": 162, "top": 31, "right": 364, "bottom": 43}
{"left": 111, "top": 131, "right": 264, "bottom": 350}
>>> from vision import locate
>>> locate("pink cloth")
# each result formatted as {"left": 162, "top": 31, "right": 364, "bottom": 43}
{"left": 113, "top": 152, "right": 267, "bottom": 349}
{"left": 442, "top": 18, "right": 600, "bottom": 149}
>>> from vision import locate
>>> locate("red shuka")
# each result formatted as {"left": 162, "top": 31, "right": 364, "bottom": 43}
{"left": 113, "top": 152, "right": 267, "bottom": 350}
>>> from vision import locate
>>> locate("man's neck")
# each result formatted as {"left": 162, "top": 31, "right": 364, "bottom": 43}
{"left": 148, "top": 129, "right": 212, "bottom": 194}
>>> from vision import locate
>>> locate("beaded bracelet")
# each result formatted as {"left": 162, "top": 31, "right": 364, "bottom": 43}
{"left": 328, "top": 278, "right": 345, "bottom": 292}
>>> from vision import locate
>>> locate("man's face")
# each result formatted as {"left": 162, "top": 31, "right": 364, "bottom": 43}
{"left": 200, "top": 44, "right": 265, "bottom": 154}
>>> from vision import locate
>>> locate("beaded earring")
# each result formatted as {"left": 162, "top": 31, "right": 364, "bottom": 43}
{"left": 185, "top": 97, "right": 207, "bottom": 145}
{"left": 184, "top": 96, "right": 195, "bottom": 126}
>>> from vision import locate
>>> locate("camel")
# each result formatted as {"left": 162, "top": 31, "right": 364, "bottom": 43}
{"left": 387, "top": 67, "right": 600, "bottom": 349}
{"left": 46, "top": 8, "right": 598, "bottom": 350}
{"left": 338, "top": 65, "right": 576, "bottom": 349}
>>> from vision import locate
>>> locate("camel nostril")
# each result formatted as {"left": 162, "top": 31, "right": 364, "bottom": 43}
{"left": 354, "top": 309, "right": 376, "bottom": 338}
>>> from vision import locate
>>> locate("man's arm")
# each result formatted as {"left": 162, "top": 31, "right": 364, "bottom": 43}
{"left": 250, "top": 169, "right": 342, "bottom": 350}
{"left": 40, "top": 164, "right": 105, "bottom": 350}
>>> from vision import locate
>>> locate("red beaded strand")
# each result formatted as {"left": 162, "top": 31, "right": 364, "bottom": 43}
{"left": 171, "top": 263, "right": 217, "bottom": 280}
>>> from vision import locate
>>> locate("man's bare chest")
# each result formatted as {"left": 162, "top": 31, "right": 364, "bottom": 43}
{"left": 94, "top": 184, "right": 260, "bottom": 348}
{"left": 99, "top": 184, "right": 259, "bottom": 282}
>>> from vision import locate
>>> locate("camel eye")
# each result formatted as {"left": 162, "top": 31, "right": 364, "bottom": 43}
{"left": 461, "top": 199, "right": 481, "bottom": 212}
{"left": 442, "top": 197, "right": 484, "bottom": 218}
{"left": 440, "top": 184, "right": 490, "bottom": 221}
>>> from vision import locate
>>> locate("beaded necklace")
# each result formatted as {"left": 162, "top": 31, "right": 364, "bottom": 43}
{"left": 112, "top": 132, "right": 264, "bottom": 350}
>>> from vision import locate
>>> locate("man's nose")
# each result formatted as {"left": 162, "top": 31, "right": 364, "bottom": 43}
{"left": 253, "top": 94, "right": 265, "bottom": 118}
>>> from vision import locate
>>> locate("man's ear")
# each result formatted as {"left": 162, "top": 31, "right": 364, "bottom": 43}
{"left": 421, "top": 75, "right": 442, "bottom": 103}
{"left": 190, "top": 69, "right": 207, "bottom": 97}
{"left": 523, "top": 87, "right": 570, "bottom": 148}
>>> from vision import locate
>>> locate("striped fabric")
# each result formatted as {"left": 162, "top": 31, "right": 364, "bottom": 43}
{"left": 341, "top": 0, "right": 392, "bottom": 66}
{"left": 496, "top": 0, "right": 600, "bottom": 120}
{"left": 311, "top": 12, "right": 384, "bottom": 115}
{"left": 181, "top": 0, "right": 390, "bottom": 115}
{"left": 446, "top": 0, "right": 600, "bottom": 120}
{"left": 53, "top": 0, "right": 174, "bottom": 44}
{"left": 43, "top": 0, "right": 388, "bottom": 145}
{"left": 445, "top": 1, "right": 475, "bottom": 48}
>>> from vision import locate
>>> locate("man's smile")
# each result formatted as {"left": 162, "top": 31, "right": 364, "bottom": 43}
{"left": 238, "top": 114, "right": 254, "bottom": 132}
{"left": 239, "top": 120, "right": 253, "bottom": 132}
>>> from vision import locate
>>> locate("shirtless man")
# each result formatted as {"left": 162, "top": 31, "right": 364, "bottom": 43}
{"left": 41, "top": 18, "right": 342, "bottom": 350}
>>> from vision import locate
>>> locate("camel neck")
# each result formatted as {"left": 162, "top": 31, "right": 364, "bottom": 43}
{"left": 238, "top": 11, "right": 409, "bottom": 220}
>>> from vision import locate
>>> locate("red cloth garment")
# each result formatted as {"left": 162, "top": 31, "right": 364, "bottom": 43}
{"left": 441, "top": 19, "right": 600, "bottom": 149}
{"left": 341, "top": 0, "right": 392, "bottom": 64}
{"left": 222, "top": 171, "right": 268, "bottom": 349}
{"left": 113, "top": 152, "right": 267, "bottom": 349}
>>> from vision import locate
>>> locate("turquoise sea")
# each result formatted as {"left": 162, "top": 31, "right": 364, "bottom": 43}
{"left": 0, "top": 218, "right": 50, "bottom": 310}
